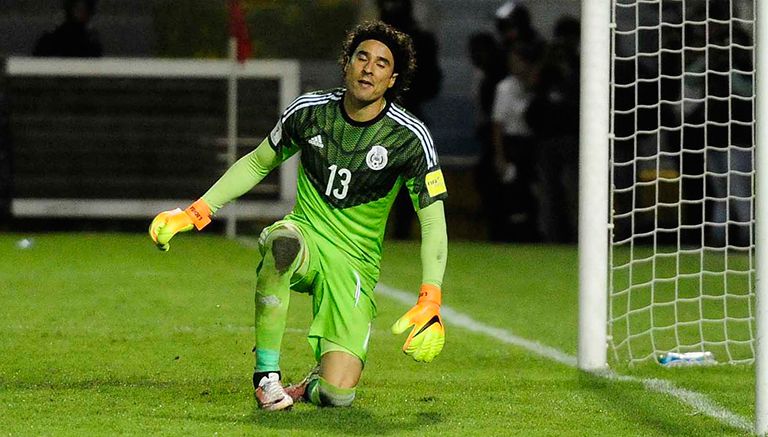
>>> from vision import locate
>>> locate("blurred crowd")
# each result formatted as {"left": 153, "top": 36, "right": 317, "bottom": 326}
{"left": 33, "top": 0, "right": 102, "bottom": 57}
{"left": 468, "top": 1, "right": 755, "bottom": 247}
{"left": 469, "top": 2, "right": 580, "bottom": 243}
{"left": 7, "top": 0, "right": 754, "bottom": 246}
{"left": 612, "top": 2, "right": 754, "bottom": 247}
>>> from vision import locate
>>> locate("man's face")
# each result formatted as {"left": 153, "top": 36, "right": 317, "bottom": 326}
{"left": 70, "top": 0, "right": 92, "bottom": 24}
{"left": 344, "top": 39, "right": 397, "bottom": 105}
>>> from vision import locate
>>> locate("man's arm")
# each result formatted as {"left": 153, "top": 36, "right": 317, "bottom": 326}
{"left": 417, "top": 200, "right": 448, "bottom": 287}
{"left": 391, "top": 200, "right": 447, "bottom": 363}
{"left": 148, "top": 138, "right": 281, "bottom": 250}
{"left": 201, "top": 138, "right": 281, "bottom": 213}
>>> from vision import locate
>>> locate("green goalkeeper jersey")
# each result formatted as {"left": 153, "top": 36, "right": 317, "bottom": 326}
{"left": 268, "top": 88, "right": 447, "bottom": 267}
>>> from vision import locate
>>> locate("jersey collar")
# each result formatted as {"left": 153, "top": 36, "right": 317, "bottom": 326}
{"left": 339, "top": 90, "right": 392, "bottom": 128}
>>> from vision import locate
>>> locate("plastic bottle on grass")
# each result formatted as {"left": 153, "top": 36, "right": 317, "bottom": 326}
{"left": 16, "top": 238, "right": 34, "bottom": 249}
{"left": 658, "top": 351, "right": 716, "bottom": 367}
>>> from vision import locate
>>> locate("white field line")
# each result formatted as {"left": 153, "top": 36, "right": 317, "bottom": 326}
{"left": 375, "top": 283, "right": 753, "bottom": 433}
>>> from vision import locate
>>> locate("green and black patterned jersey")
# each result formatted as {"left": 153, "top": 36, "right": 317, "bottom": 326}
{"left": 268, "top": 88, "right": 447, "bottom": 267}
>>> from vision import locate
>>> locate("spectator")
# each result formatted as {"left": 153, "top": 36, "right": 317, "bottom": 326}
{"left": 526, "top": 16, "right": 580, "bottom": 243}
{"left": 33, "top": 0, "right": 102, "bottom": 57}
{"left": 494, "top": 1, "right": 544, "bottom": 53}
{"left": 469, "top": 32, "right": 507, "bottom": 146}
{"left": 377, "top": 0, "right": 443, "bottom": 239}
{"left": 468, "top": 32, "right": 508, "bottom": 240}
{"left": 489, "top": 43, "right": 540, "bottom": 242}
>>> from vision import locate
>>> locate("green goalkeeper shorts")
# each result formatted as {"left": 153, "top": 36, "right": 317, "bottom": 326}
{"left": 260, "top": 219, "right": 379, "bottom": 363}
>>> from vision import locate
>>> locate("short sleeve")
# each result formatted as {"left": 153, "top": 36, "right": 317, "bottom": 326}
{"left": 403, "top": 129, "right": 448, "bottom": 210}
{"left": 267, "top": 97, "right": 303, "bottom": 162}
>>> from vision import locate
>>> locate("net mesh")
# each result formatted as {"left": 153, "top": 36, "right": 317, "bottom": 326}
{"left": 608, "top": 0, "right": 757, "bottom": 365}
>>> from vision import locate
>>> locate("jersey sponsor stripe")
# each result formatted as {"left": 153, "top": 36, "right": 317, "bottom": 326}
{"left": 283, "top": 93, "right": 331, "bottom": 115}
{"left": 389, "top": 112, "right": 435, "bottom": 168}
{"left": 387, "top": 107, "right": 432, "bottom": 154}
{"left": 390, "top": 106, "right": 436, "bottom": 165}
{"left": 283, "top": 92, "right": 341, "bottom": 121}
{"left": 280, "top": 97, "right": 339, "bottom": 122}
{"left": 284, "top": 90, "right": 337, "bottom": 113}
{"left": 386, "top": 106, "right": 436, "bottom": 168}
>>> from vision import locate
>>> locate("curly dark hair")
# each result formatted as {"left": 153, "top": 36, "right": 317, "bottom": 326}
{"left": 339, "top": 21, "right": 416, "bottom": 102}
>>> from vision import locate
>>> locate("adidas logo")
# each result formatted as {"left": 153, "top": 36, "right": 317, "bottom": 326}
{"left": 308, "top": 135, "right": 324, "bottom": 148}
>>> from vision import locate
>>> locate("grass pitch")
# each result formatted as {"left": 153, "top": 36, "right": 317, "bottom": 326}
{"left": 0, "top": 233, "right": 754, "bottom": 436}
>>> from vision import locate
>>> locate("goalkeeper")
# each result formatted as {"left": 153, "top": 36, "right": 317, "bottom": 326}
{"left": 149, "top": 21, "right": 447, "bottom": 411}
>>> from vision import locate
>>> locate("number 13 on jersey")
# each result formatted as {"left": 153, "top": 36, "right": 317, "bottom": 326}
{"left": 326, "top": 164, "right": 351, "bottom": 200}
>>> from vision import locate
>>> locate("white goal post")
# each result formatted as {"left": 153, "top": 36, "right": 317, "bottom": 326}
{"left": 755, "top": 0, "right": 768, "bottom": 433}
{"left": 578, "top": 0, "right": 611, "bottom": 372}
{"left": 579, "top": 0, "right": 768, "bottom": 433}
{"left": 5, "top": 57, "right": 300, "bottom": 225}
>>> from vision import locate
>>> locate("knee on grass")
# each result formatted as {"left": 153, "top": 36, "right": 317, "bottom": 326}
{"left": 309, "top": 377, "right": 356, "bottom": 407}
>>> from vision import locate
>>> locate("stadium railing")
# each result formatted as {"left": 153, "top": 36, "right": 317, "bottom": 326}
{"left": 4, "top": 57, "right": 300, "bottom": 224}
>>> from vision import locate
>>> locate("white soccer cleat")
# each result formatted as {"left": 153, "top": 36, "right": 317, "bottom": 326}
{"left": 284, "top": 365, "right": 320, "bottom": 403}
{"left": 255, "top": 372, "right": 294, "bottom": 411}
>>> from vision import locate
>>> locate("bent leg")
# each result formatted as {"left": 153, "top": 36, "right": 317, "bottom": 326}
{"left": 320, "top": 350, "right": 363, "bottom": 388}
{"left": 306, "top": 348, "right": 362, "bottom": 407}
{"left": 253, "top": 224, "right": 307, "bottom": 378}
{"left": 297, "top": 236, "right": 376, "bottom": 407}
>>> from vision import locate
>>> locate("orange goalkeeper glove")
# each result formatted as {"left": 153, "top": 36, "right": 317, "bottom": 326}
{"left": 391, "top": 284, "right": 445, "bottom": 363}
{"left": 148, "top": 199, "right": 211, "bottom": 251}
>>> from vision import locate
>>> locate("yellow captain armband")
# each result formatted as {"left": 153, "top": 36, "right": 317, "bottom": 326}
{"left": 425, "top": 169, "right": 447, "bottom": 197}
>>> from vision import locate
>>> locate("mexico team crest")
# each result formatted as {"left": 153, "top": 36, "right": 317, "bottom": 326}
{"left": 366, "top": 145, "right": 388, "bottom": 171}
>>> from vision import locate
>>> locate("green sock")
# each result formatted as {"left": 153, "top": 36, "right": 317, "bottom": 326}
{"left": 307, "top": 377, "right": 356, "bottom": 407}
{"left": 253, "top": 249, "right": 292, "bottom": 372}
{"left": 254, "top": 349, "right": 280, "bottom": 373}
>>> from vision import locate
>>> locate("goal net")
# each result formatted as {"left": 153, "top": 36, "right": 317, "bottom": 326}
{"left": 608, "top": 0, "right": 757, "bottom": 365}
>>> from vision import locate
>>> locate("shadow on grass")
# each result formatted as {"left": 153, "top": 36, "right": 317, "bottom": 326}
{"left": 1, "top": 376, "right": 443, "bottom": 435}
{"left": 577, "top": 370, "right": 750, "bottom": 436}
{"left": 149, "top": 401, "right": 443, "bottom": 435}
